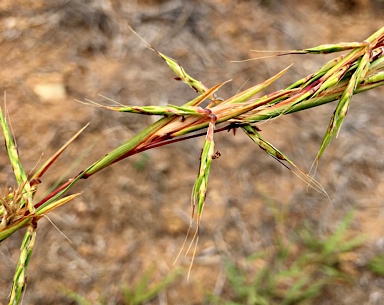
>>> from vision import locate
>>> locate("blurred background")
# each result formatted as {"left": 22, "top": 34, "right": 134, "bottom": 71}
{"left": 0, "top": 0, "right": 384, "bottom": 304}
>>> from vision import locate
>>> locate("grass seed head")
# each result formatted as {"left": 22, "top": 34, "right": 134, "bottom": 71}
{"left": 0, "top": 186, "right": 25, "bottom": 229}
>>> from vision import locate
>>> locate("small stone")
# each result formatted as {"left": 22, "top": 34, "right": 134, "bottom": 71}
{"left": 33, "top": 82, "right": 66, "bottom": 101}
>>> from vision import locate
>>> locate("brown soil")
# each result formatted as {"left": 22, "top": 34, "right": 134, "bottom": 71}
{"left": 1, "top": 0, "right": 384, "bottom": 304}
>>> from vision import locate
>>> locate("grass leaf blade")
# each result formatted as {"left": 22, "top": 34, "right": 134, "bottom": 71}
{"left": 32, "top": 123, "right": 90, "bottom": 181}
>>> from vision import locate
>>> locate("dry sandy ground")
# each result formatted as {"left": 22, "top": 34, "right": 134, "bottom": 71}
{"left": 0, "top": 0, "right": 384, "bottom": 304}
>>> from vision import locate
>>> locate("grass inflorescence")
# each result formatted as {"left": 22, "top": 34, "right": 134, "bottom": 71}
{"left": 1, "top": 26, "right": 384, "bottom": 304}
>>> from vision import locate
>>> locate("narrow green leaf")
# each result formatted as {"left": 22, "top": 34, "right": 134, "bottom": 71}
{"left": 63, "top": 290, "right": 94, "bottom": 305}
{"left": 0, "top": 217, "right": 31, "bottom": 243}
{"left": 322, "top": 210, "right": 357, "bottom": 256}
{"left": 137, "top": 269, "right": 180, "bottom": 304}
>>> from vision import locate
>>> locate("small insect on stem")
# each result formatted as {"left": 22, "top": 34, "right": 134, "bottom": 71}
{"left": 29, "top": 178, "right": 41, "bottom": 187}
{"left": 212, "top": 151, "right": 221, "bottom": 159}
{"left": 226, "top": 123, "right": 244, "bottom": 136}
{"left": 251, "top": 124, "right": 262, "bottom": 132}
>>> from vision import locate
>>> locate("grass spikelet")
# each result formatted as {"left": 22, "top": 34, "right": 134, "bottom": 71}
{"left": 316, "top": 47, "right": 371, "bottom": 162}
{"left": 156, "top": 51, "right": 211, "bottom": 96}
{"left": 0, "top": 106, "right": 34, "bottom": 214}
{"left": 276, "top": 41, "right": 368, "bottom": 55}
{"left": 242, "top": 125, "right": 328, "bottom": 198}
{"left": 192, "top": 114, "right": 217, "bottom": 222}
{"left": 186, "top": 114, "right": 217, "bottom": 278}
{"left": 83, "top": 102, "right": 211, "bottom": 117}
{"left": 0, "top": 186, "right": 24, "bottom": 229}
{"left": 80, "top": 81, "right": 229, "bottom": 178}
{"left": 128, "top": 26, "right": 213, "bottom": 98}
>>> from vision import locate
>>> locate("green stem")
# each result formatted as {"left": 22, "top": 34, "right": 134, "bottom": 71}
{"left": 8, "top": 222, "right": 36, "bottom": 305}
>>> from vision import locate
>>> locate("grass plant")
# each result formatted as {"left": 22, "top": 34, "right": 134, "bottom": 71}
{"left": 64, "top": 265, "right": 181, "bottom": 305}
{"left": 1, "top": 26, "right": 384, "bottom": 304}
{"left": 368, "top": 254, "right": 384, "bottom": 277}
{"left": 209, "top": 210, "right": 365, "bottom": 305}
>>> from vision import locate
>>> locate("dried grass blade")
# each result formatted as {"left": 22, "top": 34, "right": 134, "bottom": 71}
{"left": 35, "top": 193, "right": 81, "bottom": 216}
{"left": 32, "top": 124, "right": 89, "bottom": 181}
{"left": 222, "top": 65, "right": 291, "bottom": 105}
{"left": 185, "top": 81, "right": 230, "bottom": 106}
